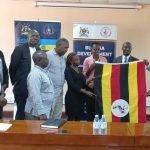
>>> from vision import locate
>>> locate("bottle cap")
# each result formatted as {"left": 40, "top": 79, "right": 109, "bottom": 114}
{"left": 102, "top": 114, "right": 105, "bottom": 118}
{"left": 95, "top": 114, "right": 99, "bottom": 118}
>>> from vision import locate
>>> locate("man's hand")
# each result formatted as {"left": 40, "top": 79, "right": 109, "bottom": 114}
{"left": 39, "top": 114, "right": 47, "bottom": 120}
{"left": 143, "top": 59, "right": 149, "bottom": 66}
{"left": 0, "top": 97, "right": 7, "bottom": 107}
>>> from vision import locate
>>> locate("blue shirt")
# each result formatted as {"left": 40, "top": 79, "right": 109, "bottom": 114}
{"left": 25, "top": 65, "right": 54, "bottom": 118}
{"left": 46, "top": 49, "right": 66, "bottom": 97}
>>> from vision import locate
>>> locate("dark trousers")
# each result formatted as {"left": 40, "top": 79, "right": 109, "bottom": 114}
{"left": 0, "top": 106, "right": 3, "bottom": 119}
{"left": 86, "top": 87, "right": 103, "bottom": 121}
{"left": 14, "top": 93, "right": 27, "bottom": 120}
{"left": 86, "top": 87, "right": 95, "bottom": 121}
{"left": 67, "top": 115, "right": 81, "bottom": 121}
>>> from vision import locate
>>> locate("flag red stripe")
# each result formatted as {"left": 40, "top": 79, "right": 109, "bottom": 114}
{"left": 137, "top": 62, "right": 146, "bottom": 123}
{"left": 111, "top": 65, "right": 121, "bottom": 122}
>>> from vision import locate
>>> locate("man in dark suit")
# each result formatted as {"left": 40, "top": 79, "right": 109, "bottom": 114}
{"left": 0, "top": 50, "right": 9, "bottom": 119}
{"left": 9, "top": 30, "right": 40, "bottom": 120}
{"left": 113, "top": 42, "right": 138, "bottom": 63}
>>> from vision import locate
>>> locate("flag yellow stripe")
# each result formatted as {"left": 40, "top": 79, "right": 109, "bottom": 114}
{"left": 128, "top": 62, "right": 138, "bottom": 123}
{"left": 102, "top": 64, "right": 112, "bottom": 122}
{"left": 40, "top": 45, "right": 56, "bottom": 51}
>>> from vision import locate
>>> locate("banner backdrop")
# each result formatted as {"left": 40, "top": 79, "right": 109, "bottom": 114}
{"left": 15, "top": 20, "right": 61, "bottom": 51}
{"left": 74, "top": 40, "right": 116, "bottom": 67}
{"left": 73, "top": 23, "right": 117, "bottom": 65}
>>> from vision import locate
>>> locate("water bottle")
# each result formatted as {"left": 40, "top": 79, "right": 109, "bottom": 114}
{"left": 93, "top": 115, "right": 100, "bottom": 135}
{"left": 100, "top": 114, "right": 107, "bottom": 135}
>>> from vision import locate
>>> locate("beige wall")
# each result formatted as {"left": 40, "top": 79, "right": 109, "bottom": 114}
{"left": 1, "top": 0, "right": 150, "bottom": 97}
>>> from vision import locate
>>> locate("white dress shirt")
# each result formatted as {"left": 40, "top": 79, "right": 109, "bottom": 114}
{"left": 29, "top": 47, "right": 36, "bottom": 70}
{"left": 122, "top": 55, "right": 130, "bottom": 63}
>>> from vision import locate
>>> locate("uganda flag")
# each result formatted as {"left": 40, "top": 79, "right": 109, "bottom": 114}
{"left": 94, "top": 61, "right": 146, "bottom": 123}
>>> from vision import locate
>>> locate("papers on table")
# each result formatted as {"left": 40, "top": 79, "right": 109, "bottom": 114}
{"left": 0, "top": 123, "right": 12, "bottom": 131}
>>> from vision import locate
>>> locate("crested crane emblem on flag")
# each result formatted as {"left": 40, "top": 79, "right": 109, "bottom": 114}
{"left": 111, "top": 99, "right": 129, "bottom": 118}
{"left": 79, "top": 27, "right": 89, "bottom": 37}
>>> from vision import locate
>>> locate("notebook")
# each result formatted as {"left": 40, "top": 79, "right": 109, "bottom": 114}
{"left": 41, "top": 119, "right": 66, "bottom": 129}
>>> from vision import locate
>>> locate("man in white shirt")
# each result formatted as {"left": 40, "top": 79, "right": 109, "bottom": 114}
{"left": 25, "top": 51, "right": 54, "bottom": 120}
{"left": 9, "top": 30, "right": 41, "bottom": 120}
{"left": 47, "top": 38, "right": 69, "bottom": 119}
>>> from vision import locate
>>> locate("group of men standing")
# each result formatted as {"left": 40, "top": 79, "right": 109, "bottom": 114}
{"left": 0, "top": 29, "right": 149, "bottom": 121}
{"left": 9, "top": 30, "right": 69, "bottom": 120}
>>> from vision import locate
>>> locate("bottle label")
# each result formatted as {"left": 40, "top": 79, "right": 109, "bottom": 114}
{"left": 93, "top": 122, "right": 99, "bottom": 129}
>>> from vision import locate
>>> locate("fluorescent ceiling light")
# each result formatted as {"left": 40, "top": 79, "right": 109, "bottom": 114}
{"left": 35, "top": 1, "right": 142, "bottom": 9}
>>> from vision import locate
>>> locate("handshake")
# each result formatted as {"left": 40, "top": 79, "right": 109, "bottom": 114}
{"left": 0, "top": 97, "right": 7, "bottom": 107}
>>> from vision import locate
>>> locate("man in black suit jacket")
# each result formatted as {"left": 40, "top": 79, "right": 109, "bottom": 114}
{"left": 9, "top": 30, "right": 40, "bottom": 120}
{"left": 0, "top": 50, "right": 9, "bottom": 119}
{"left": 113, "top": 42, "right": 139, "bottom": 63}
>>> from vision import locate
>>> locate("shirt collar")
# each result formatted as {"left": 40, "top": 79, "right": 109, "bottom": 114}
{"left": 123, "top": 54, "right": 130, "bottom": 59}
{"left": 53, "top": 49, "right": 57, "bottom": 55}
{"left": 90, "top": 54, "right": 102, "bottom": 60}
{"left": 53, "top": 49, "right": 64, "bottom": 58}
{"left": 34, "top": 65, "right": 47, "bottom": 73}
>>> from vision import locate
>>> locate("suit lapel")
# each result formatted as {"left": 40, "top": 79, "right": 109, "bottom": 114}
{"left": 35, "top": 46, "right": 41, "bottom": 51}
{"left": 128, "top": 56, "right": 133, "bottom": 62}
{"left": 25, "top": 44, "right": 31, "bottom": 70}
{"left": 119, "top": 56, "right": 123, "bottom": 63}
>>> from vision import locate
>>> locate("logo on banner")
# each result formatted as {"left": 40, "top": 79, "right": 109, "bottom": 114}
{"left": 20, "top": 24, "right": 31, "bottom": 35}
{"left": 43, "top": 25, "right": 54, "bottom": 36}
{"left": 111, "top": 99, "right": 129, "bottom": 117}
{"left": 100, "top": 27, "right": 111, "bottom": 38}
{"left": 79, "top": 27, "right": 89, "bottom": 37}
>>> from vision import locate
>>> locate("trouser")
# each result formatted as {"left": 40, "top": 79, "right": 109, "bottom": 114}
{"left": 67, "top": 115, "right": 80, "bottom": 121}
{"left": 86, "top": 87, "right": 95, "bottom": 121}
{"left": 0, "top": 106, "right": 3, "bottom": 119}
{"left": 50, "top": 94, "right": 63, "bottom": 119}
{"left": 14, "top": 93, "right": 27, "bottom": 120}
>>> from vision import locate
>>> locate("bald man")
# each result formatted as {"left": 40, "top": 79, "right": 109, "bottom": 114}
{"left": 25, "top": 51, "right": 54, "bottom": 120}
{"left": 9, "top": 30, "right": 41, "bottom": 120}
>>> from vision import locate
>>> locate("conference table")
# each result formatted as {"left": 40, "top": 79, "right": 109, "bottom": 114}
{"left": 0, "top": 120, "right": 150, "bottom": 150}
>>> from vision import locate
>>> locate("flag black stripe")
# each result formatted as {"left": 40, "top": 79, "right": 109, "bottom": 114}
{"left": 94, "top": 64, "right": 103, "bottom": 117}
{"left": 120, "top": 63, "right": 129, "bottom": 122}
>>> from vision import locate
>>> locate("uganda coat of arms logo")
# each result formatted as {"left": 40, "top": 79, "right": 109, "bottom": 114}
{"left": 79, "top": 27, "right": 89, "bottom": 37}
